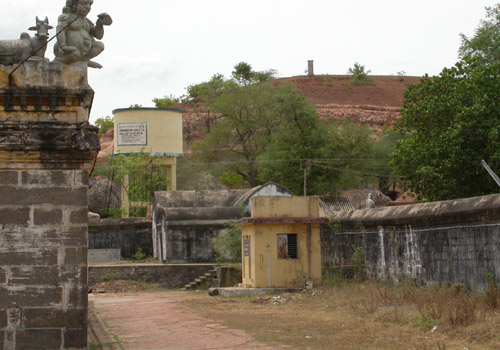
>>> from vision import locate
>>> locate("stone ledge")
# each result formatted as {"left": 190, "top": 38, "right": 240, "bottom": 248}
{"left": 0, "top": 121, "right": 99, "bottom": 151}
{"left": 236, "top": 217, "right": 328, "bottom": 226}
{"left": 89, "top": 217, "right": 152, "bottom": 228}
{"left": 0, "top": 62, "right": 90, "bottom": 90}
{"left": 331, "top": 193, "right": 500, "bottom": 227}
{"left": 0, "top": 121, "right": 99, "bottom": 171}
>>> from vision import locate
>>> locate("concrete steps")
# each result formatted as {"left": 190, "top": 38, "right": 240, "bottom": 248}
{"left": 183, "top": 268, "right": 217, "bottom": 291}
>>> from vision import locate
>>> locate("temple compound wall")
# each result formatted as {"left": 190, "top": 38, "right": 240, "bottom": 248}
{"left": 323, "top": 194, "right": 500, "bottom": 289}
{"left": 0, "top": 62, "right": 99, "bottom": 349}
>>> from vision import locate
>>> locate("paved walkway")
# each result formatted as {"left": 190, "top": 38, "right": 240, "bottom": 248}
{"left": 88, "top": 291, "right": 281, "bottom": 350}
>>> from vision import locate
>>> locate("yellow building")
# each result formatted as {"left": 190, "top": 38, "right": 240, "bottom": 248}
{"left": 112, "top": 107, "right": 183, "bottom": 217}
{"left": 237, "top": 196, "right": 327, "bottom": 288}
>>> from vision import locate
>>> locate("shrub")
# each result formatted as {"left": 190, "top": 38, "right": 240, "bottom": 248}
{"left": 347, "top": 62, "right": 374, "bottom": 86}
{"left": 484, "top": 273, "right": 500, "bottom": 310}
{"left": 132, "top": 248, "right": 147, "bottom": 261}
{"left": 413, "top": 287, "right": 476, "bottom": 329}
{"left": 100, "top": 273, "right": 115, "bottom": 282}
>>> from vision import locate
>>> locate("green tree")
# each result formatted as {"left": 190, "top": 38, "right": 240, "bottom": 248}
{"left": 258, "top": 116, "right": 373, "bottom": 195}
{"left": 186, "top": 73, "right": 226, "bottom": 99}
{"left": 459, "top": 4, "right": 500, "bottom": 64}
{"left": 392, "top": 58, "right": 500, "bottom": 201}
{"left": 94, "top": 116, "right": 113, "bottom": 136}
{"left": 153, "top": 94, "right": 180, "bottom": 108}
{"left": 191, "top": 81, "right": 280, "bottom": 187}
{"left": 257, "top": 83, "right": 325, "bottom": 194}
{"left": 231, "top": 62, "right": 276, "bottom": 86}
{"left": 347, "top": 62, "right": 373, "bottom": 85}
{"left": 393, "top": 5, "right": 500, "bottom": 201}
{"left": 232, "top": 62, "right": 253, "bottom": 84}
{"left": 257, "top": 84, "right": 374, "bottom": 195}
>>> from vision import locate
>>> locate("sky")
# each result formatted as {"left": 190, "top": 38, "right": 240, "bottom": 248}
{"left": 1, "top": 0, "right": 498, "bottom": 124}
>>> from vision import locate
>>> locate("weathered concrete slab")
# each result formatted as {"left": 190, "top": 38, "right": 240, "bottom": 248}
{"left": 211, "top": 287, "right": 303, "bottom": 297}
{"left": 88, "top": 249, "right": 121, "bottom": 263}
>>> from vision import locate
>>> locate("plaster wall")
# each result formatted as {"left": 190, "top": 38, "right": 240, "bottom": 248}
{"left": 252, "top": 196, "right": 320, "bottom": 218}
{"left": 242, "top": 223, "right": 321, "bottom": 288}
{"left": 113, "top": 108, "right": 183, "bottom": 156}
{"left": 242, "top": 196, "right": 322, "bottom": 288}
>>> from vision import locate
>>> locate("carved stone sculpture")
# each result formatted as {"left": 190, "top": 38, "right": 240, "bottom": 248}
{"left": 0, "top": 17, "right": 53, "bottom": 65}
{"left": 53, "top": 0, "right": 112, "bottom": 69}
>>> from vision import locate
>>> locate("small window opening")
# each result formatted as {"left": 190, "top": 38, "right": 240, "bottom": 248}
{"left": 277, "top": 234, "right": 298, "bottom": 259}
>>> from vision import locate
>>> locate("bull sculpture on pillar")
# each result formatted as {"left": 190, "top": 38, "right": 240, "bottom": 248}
{"left": 0, "top": 17, "right": 53, "bottom": 65}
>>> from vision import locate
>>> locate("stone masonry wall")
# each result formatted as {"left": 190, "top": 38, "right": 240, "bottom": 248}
{"left": 89, "top": 218, "right": 153, "bottom": 258}
{"left": 0, "top": 61, "right": 98, "bottom": 349}
{"left": 326, "top": 194, "right": 500, "bottom": 289}
{"left": 321, "top": 228, "right": 363, "bottom": 277}
{"left": 0, "top": 170, "right": 88, "bottom": 349}
{"left": 166, "top": 222, "right": 226, "bottom": 263}
{"left": 88, "top": 264, "right": 214, "bottom": 288}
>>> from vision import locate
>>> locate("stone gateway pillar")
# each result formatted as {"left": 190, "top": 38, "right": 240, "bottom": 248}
{"left": 0, "top": 62, "right": 99, "bottom": 350}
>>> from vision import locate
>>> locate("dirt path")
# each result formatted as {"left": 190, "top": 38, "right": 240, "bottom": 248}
{"left": 88, "top": 291, "right": 283, "bottom": 350}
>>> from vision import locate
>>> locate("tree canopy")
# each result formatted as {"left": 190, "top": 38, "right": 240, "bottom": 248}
{"left": 94, "top": 116, "right": 113, "bottom": 136}
{"left": 191, "top": 74, "right": 375, "bottom": 194}
{"left": 191, "top": 80, "right": 280, "bottom": 187}
{"left": 459, "top": 4, "right": 500, "bottom": 65}
{"left": 392, "top": 5, "right": 500, "bottom": 201}
{"left": 154, "top": 61, "right": 386, "bottom": 195}
{"left": 153, "top": 94, "right": 180, "bottom": 108}
{"left": 257, "top": 85, "right": 373, "bottom": 195}
{"left": 392, "top": 58, "right": 500, "bottom": 201}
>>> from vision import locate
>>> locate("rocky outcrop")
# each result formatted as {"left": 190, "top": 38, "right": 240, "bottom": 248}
{"left": 96, "top": 128, "right": 114, "bottom": 163}
{"left": 97, "top": 75, "right": 422, "bottom": 158}
{"left": 316, "top": 104, "right": 401, "bottom": 131}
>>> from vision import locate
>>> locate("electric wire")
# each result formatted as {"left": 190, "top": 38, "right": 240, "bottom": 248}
{"left": 329, "top": 222, "right": 500, "bottom": 235}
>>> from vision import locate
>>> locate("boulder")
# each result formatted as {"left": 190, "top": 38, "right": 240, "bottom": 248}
{"left": 88, "top": 176, "right": 121, "bottom": 217}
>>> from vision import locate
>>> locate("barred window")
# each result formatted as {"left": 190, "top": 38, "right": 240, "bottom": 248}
{"left": 277, "top": 234, "right": 298, "bottom": 259}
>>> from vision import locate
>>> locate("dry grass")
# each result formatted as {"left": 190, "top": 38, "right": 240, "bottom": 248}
{"left": 183, "top": 279, "right": 500, "bottom": 350}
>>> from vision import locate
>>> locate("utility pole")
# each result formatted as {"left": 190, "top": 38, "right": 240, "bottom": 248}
{"left": 303, "top": 159, "right": 311, "bottom": 196}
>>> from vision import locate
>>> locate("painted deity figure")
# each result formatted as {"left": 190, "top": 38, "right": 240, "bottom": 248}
{"left": 53, "top": 0, "right": 112, "bottom": 68}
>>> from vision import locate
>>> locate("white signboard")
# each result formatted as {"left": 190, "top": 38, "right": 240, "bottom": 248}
{"left": 117, "top": 123, "right": 147, "bottom": 146}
